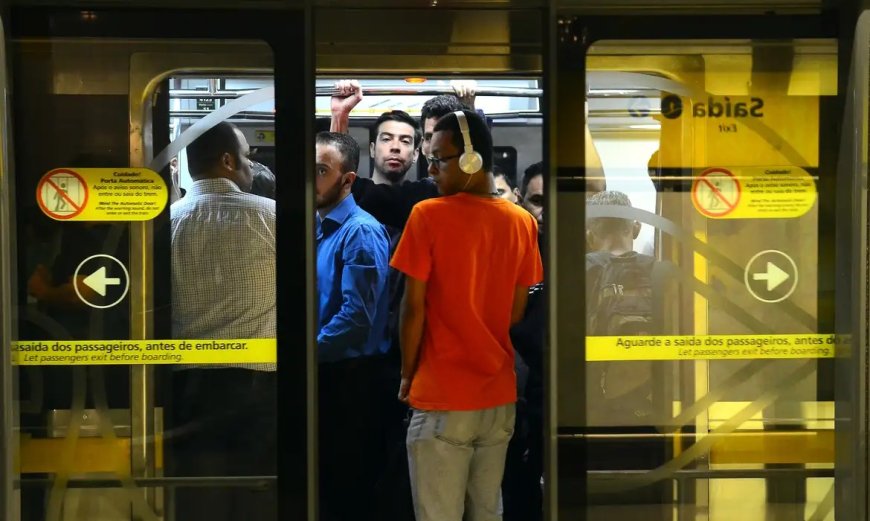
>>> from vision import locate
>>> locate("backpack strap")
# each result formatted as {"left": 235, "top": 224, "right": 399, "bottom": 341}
{"left": 585, "top": 250, "right": 612, "bottom": 269}
{"left": 650, "top": 259, "right": 674, "bottom": 335}
{"left": 587, "top": 251, "right": 664, "bottom": 334}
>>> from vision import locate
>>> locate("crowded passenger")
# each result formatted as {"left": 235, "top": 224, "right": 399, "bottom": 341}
{"left": 363, "top": 108, "right": 426, "bottom": 520}
{"left": 367, "top": 110, "right": 421, "bottom": 185}
{"left": 391, "top": 109, "right": 543, "bottom": 521}
{"left": 502, "top": 161, "right": 548, "bottom": 521}
{"left": 325, "top": 78, "right": 606, "bottom": 521}
{"left": 334, "top": 87, "right": 527, "bottom": 521}
{"left": 505, "top": 158, "right": 607, "bottom": 520}
{"left": 584, "top": 189, "right": 671, "bottom": 521}
{"left": 331, "top": 93, "right": 428, "bottom": 518}
{"left": 327, "top": 81, "right": 473, "bottom": 520}
{"left": 330, "top": 78, "right": 476, "bottom": 178}
{"left": 168, "top": 121, "right": 277, "bottom": 521}
{"left": 585, "top": 190, "right": 659, "bottom": 416}
{"left": 168, "top": 156, "right": 183, "bottom": 202}
{"left": 330, "top": 80, "right": 470, "bottom": 229}
{"left": 249, "top": 159, "right": 276, "bottom": 199}
{"left": 418, "top": 92, "right": 472, "bottom": 177}
{"left": 520, "top": 161, "right": 544, "bottom": 227}
{"left": 314, "top": 131, "right": 392, "bottom": 521}
{"left": 419, "top": 94, "right": 468, "bottom": 161}
{"left": 494, "top": 165, "right": 520, "bottom": 203}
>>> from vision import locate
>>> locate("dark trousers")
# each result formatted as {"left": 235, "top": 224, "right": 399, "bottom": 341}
{"left": 167, "top": 368, "right": 277, "bottom": 521}
{"left": 503, "top": 406, "right": 544, "bottom": 521}
{"left": 372, "top": 357, "right": 415, "bottom": 521}
{"left": 318, "top": 356, "right": 393, "bottom": 521}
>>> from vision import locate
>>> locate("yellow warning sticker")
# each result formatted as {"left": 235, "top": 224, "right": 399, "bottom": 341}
{"left": 11, "top": 339, "right": 276, "bottom": 366}
{"left": 587, "top": 334, "right": 835, "bottom": 361}
{"left": 691, "top": 166, "right": 816, "bottom": 219}
{"left": 36, "top": 168, "right": 168, "bottom": 221}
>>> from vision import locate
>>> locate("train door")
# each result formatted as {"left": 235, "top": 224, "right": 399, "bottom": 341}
{"left": 551, "top": 11, "right": 851, "bottom": 521}
{"left": 0, "top": 7, "right": 312, "bottom": 521}
{"left": 834, "top": 10, "right": 870, "bottom": 521}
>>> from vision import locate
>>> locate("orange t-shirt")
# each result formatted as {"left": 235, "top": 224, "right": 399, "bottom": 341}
{"left": 390, "top": 193, "right": 543, "bottom": 411}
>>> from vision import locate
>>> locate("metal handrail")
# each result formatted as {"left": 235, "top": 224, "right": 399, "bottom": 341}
{"left": 171, "top": 85, "right": 676, "bottom": 102}
{"left": 16, "top": 476, "right": 276, "bottom": 489}
{"left": 170, "top": 110, "right": 273, "bottom": 120}
{"left": 170, "top": 110, "right": 542, "bottom": 121}
{"left": 170, "top": 85, "right": 667, "bottom": 101}
{"left": 15, "top": 466, "right": 834, "bottom": 490}
{"left": 170, "top": 89, "right": 257, "bottom": 99}
{"left": 311, "top": 110, "right": 543, "bottom": 120}
{"left": 170, "top": 85, "right": 543, "bottom": 100}
{"left": 315, "top": 85, "right": 542, "bottom": 97}
{"left": 588, "top": 468, "right": 834, "bottom": 480}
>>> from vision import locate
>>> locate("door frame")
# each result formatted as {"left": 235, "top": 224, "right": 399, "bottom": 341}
{"left": 2, "top": 6, "right": 315, "bottom": 520}
{"left": 548, "top": 10, "right": 844, "bottom": 520}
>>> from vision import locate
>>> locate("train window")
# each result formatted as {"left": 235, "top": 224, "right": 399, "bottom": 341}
{"left": 315, "top": 77, "right": 542, "bottom": 181}
{"left": 314, "top": 78, "right": 541, "bottom": 116}
{"left": 169, "top": 76, "right": 276, "bottom": 195}
{"left": 579, "top": 39, "right": 837, "bottom": 520}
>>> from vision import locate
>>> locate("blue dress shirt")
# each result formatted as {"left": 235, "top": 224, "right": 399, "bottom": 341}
{"left": 316, "top": 194, "right": 391, "bottom": 363}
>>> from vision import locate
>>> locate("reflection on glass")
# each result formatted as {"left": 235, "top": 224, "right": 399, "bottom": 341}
{"left": 12, "top": 34, "right": 278, "bottom": 519}
{"left": 583, "top": 39, "right": 837, "bottom": 521}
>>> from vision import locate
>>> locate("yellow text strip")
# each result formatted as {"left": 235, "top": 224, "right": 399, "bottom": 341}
{"left": 587, "top": 334, "right": 835, "bottom": 361}
{"left": 11, "top": 339, "right": 276, "bottom": 366}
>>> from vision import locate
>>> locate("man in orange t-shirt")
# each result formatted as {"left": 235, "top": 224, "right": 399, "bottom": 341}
{"left": 391, "top": 109, "right": 543, "bottom": 521}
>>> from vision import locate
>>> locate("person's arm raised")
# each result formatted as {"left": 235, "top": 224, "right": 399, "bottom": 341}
{"left": 450, "top": 79, "right": 477, "bottom": 110}
{"left": 329, "top": 79, "right": 363, "bottom": 133}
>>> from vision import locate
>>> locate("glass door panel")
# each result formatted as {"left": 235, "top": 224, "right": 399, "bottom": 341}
{"left": 555, "top": 32, "right": 839, "bottom": 521}
{"left": 1, "top": 8, "right": 311, "bottom": 521}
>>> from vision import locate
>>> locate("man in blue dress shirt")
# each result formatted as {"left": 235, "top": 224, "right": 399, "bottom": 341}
{"left": 315, "top": 131, "right": 391, "bottom": 521}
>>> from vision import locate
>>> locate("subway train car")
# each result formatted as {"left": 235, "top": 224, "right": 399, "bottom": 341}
{"left": 0, "top": 0, "right": 867, "bottom": 520}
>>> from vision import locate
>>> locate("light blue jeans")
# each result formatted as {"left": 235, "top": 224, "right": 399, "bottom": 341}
{"left": 406, "top": 403, "right": 516, "bottom": 521}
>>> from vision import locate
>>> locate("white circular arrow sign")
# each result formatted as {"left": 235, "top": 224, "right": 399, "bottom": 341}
{"left": 73, "top": 254, "right": 130, "bottom": 309}
{"left": 743, "top": 250, "right": 798, "bottom": 304}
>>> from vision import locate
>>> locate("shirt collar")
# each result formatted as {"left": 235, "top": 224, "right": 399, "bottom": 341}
{"left": 188, "top": 178, "right": 243, "bottom": 197}
{"left": 319, "top": 194, "right": 357, "bottom": 227}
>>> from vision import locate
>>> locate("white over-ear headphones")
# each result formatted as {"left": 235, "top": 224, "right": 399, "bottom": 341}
{"left": 454, "top": 110, "right": 483, "bottom": 175}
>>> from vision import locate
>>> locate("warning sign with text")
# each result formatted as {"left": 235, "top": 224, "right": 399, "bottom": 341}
{"left": 587, "top": 334, "right": 835, "bottom": 361}
{"left": 11, "top": 339, "right": 276, "bottom": 365}
{"left": 691, "top": 166, "right": 816, "bottom": 219}
{"left": 36, "top": 168, "right": 168, "bottom": 221}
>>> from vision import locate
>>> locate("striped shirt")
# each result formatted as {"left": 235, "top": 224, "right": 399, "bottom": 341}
{"left": 171, "top": 178, "right": 276, "bottom": 371}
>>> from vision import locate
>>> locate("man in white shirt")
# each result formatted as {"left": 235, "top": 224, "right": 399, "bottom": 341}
{"left": 169, "top": 121, "right": 277, "bottom": 521}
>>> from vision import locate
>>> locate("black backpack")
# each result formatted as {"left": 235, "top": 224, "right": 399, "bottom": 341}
{"left": 586, "top": 251, "right": 656, "bottom": 337}
{"left": 586, "top": 251, "right": 660, "bottom": 423}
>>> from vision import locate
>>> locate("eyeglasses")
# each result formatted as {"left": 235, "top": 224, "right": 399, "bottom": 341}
{"left": 426, "top": 153, "right": 461, "bottom": 168}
